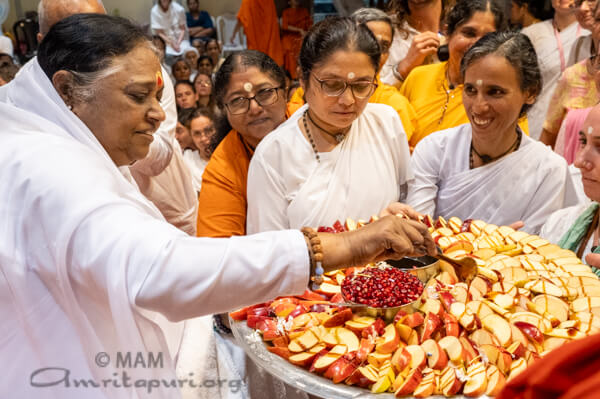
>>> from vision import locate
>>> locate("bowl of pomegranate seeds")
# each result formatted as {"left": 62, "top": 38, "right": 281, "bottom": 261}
{"left": 340, "top": 257, "right": 438, "bottom": 321}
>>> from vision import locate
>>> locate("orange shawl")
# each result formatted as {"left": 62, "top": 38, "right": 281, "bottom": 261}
{"left": 196, "top": 130, "right": 254, "bottom": 237}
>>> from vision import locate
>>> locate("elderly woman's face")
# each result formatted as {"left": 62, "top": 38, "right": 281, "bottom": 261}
{"left": 463, "top": 54, "right": 534, "bottom": 141}
{"left": 447, "top": 11, "right": 496, "bottom": 69}
{"left": 70, "top": 45, "right": 165, "bottom": 166}
{"left": 173, "top": 61, "right": 191, "bottom": 81}
{"left": 185, "top": 51, "right": 199, "bottom": 71}
{"left": 575, "top": 107, "right": 600, "bottom": 201}
{"left": 223, "top": 66, "right": 286, "bottom": 147}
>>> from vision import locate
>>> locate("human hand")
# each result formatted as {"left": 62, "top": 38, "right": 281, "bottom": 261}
{"left": 586, "top": 253, "right": 600, "bottom": 268}
{"left": 379, "top": 202, "right": 422, "bottom": 220}
{"left": 318, "top": 216, "right": 436, "bottom": 271}
{"left": 509, "top": 221, "right": 524, "bottom": 231}
{"left": 400, "top": 31, "right": 440, "bottom": 71}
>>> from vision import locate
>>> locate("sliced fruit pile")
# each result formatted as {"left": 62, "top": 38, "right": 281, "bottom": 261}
{"left": 230, "top": 216, "right": 600, "bottom": 397}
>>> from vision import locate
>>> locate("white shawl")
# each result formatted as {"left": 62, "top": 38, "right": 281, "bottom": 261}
{"left": 246, "top": 103, "right": 413, "bottom": 233}
{"left": 0, "top": 59, "right": 309, "bottom": 398}
{"left": 407, "top": 123, "right": 580, "bottom": 234}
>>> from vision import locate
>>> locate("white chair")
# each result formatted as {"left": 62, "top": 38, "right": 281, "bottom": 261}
{"left": 215, "top": 13, "right": 246, "bottom": 56}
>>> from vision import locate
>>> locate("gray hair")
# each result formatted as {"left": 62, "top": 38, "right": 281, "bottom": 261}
{"left": 460, "top": 31, "right": 541, "bottom": 117}
{"left": 351, "top": 7, "right": 395, "bottom": 40}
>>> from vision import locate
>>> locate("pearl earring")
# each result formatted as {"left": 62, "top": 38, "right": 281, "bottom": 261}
{"left": 68, "top": 104, "right": 73, "bottom": 110}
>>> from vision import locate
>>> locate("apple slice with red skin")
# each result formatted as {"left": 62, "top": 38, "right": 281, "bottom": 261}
{"left": 413, "top": 369, "right": 437, "bottom": 398}
{"left": 439, "top": 291, "right": 456, "bottom": 311}
{"left": 229, "top": 303, "right": 270, "bottom": 321}
{"left": 443, "top": 312, "right": 460, "bottom": 337}
{"left": 438, "top": 336, "right": 467, "bottom": 365}
{"left": 324, "top": 351, "right": 359, "bottom": 383}
{"left": 459, "top": 336, "right": 478, "bottom": 363}
{"left": 402, "top": 312, "right": 425, "bottom": 328}
{"left": 356, "top": 337, "right": 375, "bottom": 363}
{"left": 506, "top": 341, "right": 527, "bottom": 358}
{"left": 323, "top": 308, "right": 353, "bottom": 328}
{"left": 421, "top": 339, "right": 448, "bottom": 370}
{"left": 391, "top": 346, "right": 411, "bottom": 374}
{"left": 311, "top": 344, "right": 347, "bottom": 373}
{"left": 440, "top": 365, "right": 463, "bottom": 396}
{"left": 421, "top": 311, "right": 442, "bottom": 342}
{"left": 376, "top": 323, "right": 401, "bottom": 354}
{"left": 481, "top": 313, "right": 513, "bottom": 347}
{"left": 362, "top": 318, "right": 386, "bottom": 338}
{"left": 289, "top": 347, "right": 326, "bottom": 367}
{"left": 394, "top": 367, "right": 423, "bottom": 397}
{"left": 405, "top": 344, "right": 427, "bottom": 370}
{"left": 345, "top": 364, "right": 379, "bottom": 388}
{"left": 267, "top": 346, "right": 292, "bottom": 360}
{"left": 368, "top": 351, "right": 392, "bottom": 369}
{"left": 513, "top": 321, "right": 544, "bottom": 345}
{"left": 335, "top": 327, "right": 360, "bottom": 353}
{"left": 297, "top": 289, "right": 326, "bottom": 301}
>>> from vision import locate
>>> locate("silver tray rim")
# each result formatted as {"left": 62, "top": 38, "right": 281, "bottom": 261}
{"left": 230, "top": 318, "right": 490, "bottom": 399}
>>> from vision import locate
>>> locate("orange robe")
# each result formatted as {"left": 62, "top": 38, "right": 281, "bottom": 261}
{"left": 196, "top": 130, "right": 253, "bottom": 237}
{"left": 497, "top": 332, "right": 600, "bottom": 399}
{"left": 281, "top": 7, "right": 311, "bottom": 79}
{"left": 286, "top": 77, "right": 417, "bottom": 142}
{"left": 237, "top": 0, "right": 284, "bottom": 65}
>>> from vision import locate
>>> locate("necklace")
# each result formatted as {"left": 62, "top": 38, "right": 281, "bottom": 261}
{"left": 469, "top": 129, "right": 522, "bottom": 168}
{"left": 306, "top": 109, "right": 346, "bottom": 143}
{"left": 303, "top": 111, "right": 321, "bottom": 163}
{"left": 439, "top": 66, "right": 457, "bottom": 125}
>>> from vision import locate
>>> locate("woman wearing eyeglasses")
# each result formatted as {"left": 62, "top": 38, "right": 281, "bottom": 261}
{"left": 196, "top": 50, "right": 288, "bottom": 237}
{"left": 246, "top": 17, "right": 414, "bottom": 233}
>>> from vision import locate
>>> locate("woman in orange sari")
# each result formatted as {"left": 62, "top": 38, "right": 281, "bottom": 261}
{"left": 196, "top": 50, "right": 288, "bottom": 237}
{"left": 281, "top": 0, "right": 312, "bottom": 79}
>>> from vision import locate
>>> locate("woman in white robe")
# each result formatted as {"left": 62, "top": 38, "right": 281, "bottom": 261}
{"left": 0, "top": 14, "right": 434, "bottom": 399}
{"left": 404, "top": 31, "right": 579, "bottom": 234}
{"left": 522, "top": 1, "right": 587, "bottom": 139}
{"left": 247, "top": 17, "right": 413, "bottom": 234}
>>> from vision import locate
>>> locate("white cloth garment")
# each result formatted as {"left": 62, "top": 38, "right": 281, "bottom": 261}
{"left": 0, "top": 32, "right": 13, "bottom": 56}
{"left": 523, "top": 20, "right": 586, "bottom": 139}
{"left": 150, "top": 2, "right": 190, "bottom": 57}
{"left": 380, "top": 22, "right": 441, "bottom": 88}
{"left": 0, "top": 58, "right": 309, "bottom": 399}
{"left": 183, "top": 149, "right": 208, "bottom": 193}
{"left": 541, "top": 202, "right": 592, "bottom": 254}
{"left": 567, "top": 34, "right": 594, "bottom": 67}
{"left": 406, "top": 123, "right": 580, "bottom": 234}
{"left": 130, "top": 68, "right": 198, "bottom": 236}
{"left": 247, "top": 103, "right": 413, "bottom": 233}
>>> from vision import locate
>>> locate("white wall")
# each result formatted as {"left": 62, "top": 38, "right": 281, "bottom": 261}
{"left": 3, "top": 0, "right": 243, "bottom": 32}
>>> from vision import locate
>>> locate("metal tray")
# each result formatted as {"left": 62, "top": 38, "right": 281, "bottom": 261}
{"left": 230, "top": 320, "right": 486, "bottom": 399}
{"left": 230, "top": 256, "right": 487, "bottom": 398}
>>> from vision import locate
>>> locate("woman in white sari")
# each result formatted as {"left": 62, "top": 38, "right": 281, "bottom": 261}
{"left": 0, "top": 14, "right": 435, "bottom": 398}
{"left": 246, "top": 17, "right": 413, "bottom": 233}
{"left": 404, "top": 31, "right": 579, "bottom": 234}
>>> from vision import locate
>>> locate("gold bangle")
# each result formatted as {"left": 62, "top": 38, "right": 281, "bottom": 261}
{"left": 301, "top": 227, "right": 324, "bottom": 289}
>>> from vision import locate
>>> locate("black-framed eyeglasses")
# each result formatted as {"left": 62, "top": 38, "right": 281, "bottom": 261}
{"left": 572, "top": 0, "right": 597, "bottom": 8}
{"left": 312, "top": 74, "right": 377, "bottom": 99}
{"left": 224, "top": 87, "right": 283, "bottom": 115}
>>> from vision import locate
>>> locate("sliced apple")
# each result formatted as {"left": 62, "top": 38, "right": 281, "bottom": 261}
{"left": 336, "top": 327, "right": 360, "bottom": 353}
{"left": 508, "top": 357, "right": 527, "bottom": 380}
{"left": 311, "top": 344, "right": 347, "bottom": 372}
{"left": 524, "top": 279, "right": 564, "bottom": 297}
{"left": 438, "top": 336, "right": 465, "bottom": 365}
{"left": 418, "top": 298, "right": 443, "bottom": 316}
{"left": 401, "top": 312, "right": 425, "bottom": 328}
{"left": 396, "top": 322, "right": 415, "bottom": 343}
{"left": 571, "top": 296, "right": 600, "bottom": 313}
{"left": 466, "top": 300, "right": 494, "bottom": 320}
{"left": 506, "top": 341, "right": 527, "bottom": 358}
{"left": 439, "top": 365, "right": 462, "bottom": 396}
{"left": 376, "top": 323, "right": 400, "bottom": 354}
{"left": 510, "top": 311, "right": 553, "bottom": 333}
{"left": 289, "top": 351, "right": 321, "bottom": 367}
{"left": 405, "top": 344, "right": 427, "bottom": 370}
{"left": 513, "top": 321, "right": 544, "bottom": 345}
{"left": 391, "top": 346, "right": 411, "bottom": 374}
{"left": 346, "top": 364, "right": 379, "bottom": 387}
{"left": 421, "top": 339, "right": 448, "bottom": 370}
{"left": 543, "top": 337, "right": 568, "bottom": 353}
{"left": 413, "top": 369, "right": 437, "bottom": 398}
{"left": 288, "top": 329, "right": 319, "bottom": 353}
{"left": 485, "top": 364, "right": 507, "bottom": 396}
{"left": 450, "top": 284, "right": 469, "bottom": 303}
{"left": 545, "top": 328, "right": 586, "bottom": 340}
{"left": 450, "top": 302, "right": 476, "bottom": 330}
{"left": 394, "top": 367, "right": 422, "bottom": 397}
{"left": 470, "top": 328, "right": 500, "bottom": 347}
{"left": 368, "top": 351, "right": 392, "bottom": 368}
{"left": 531, "top": 294, "right": 569, "bottom": 323}
{"left": 463, "top": 361, "right": 488, "bottom": 397}
{"left": 371, "top": 374, "right": 392, "bottom": 393}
